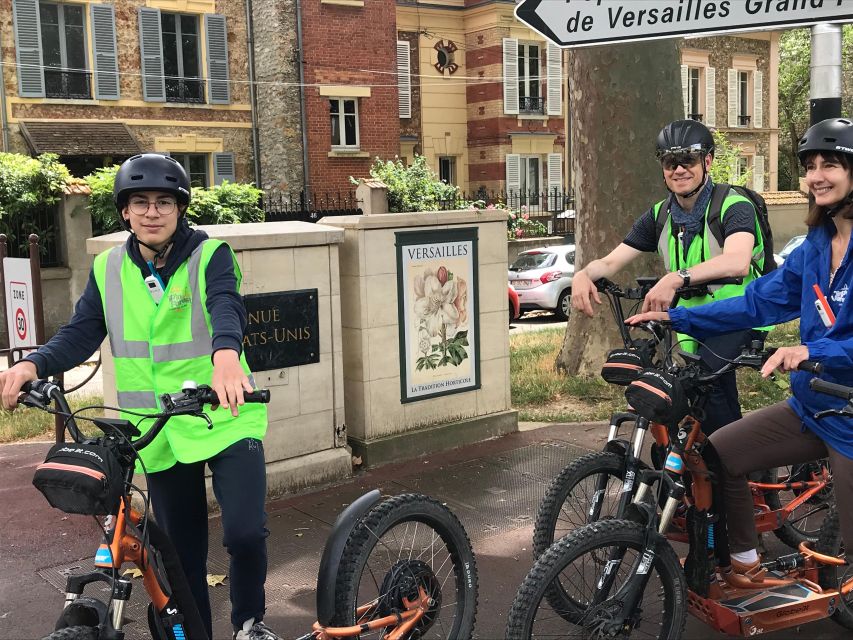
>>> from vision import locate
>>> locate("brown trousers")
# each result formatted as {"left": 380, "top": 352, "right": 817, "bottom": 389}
{"left": 709, "top": 401, "right": 853, "bottom": 553}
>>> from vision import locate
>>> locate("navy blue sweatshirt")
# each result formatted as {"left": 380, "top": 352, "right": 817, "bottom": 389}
{"left": 26, "top": 221, "right": 246, "bottom": 377}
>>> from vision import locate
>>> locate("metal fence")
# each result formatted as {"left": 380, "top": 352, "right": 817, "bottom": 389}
{"left": 0, "top": 206, "right": 62, "bottom": 268}
{"left": 438, "top": 188, "right": 576, "bottom": 236}
{"left": 261, "top": 190, "right": 362, "bottom": 222}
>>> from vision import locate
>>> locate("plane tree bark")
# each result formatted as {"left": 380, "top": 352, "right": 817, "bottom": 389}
{"left": 556, "top": 41, "right": 683, "bottom": 376}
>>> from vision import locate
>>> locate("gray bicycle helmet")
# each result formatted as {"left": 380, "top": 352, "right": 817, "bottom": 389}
{"left": 655, "top": 120, "right": 715, "bottom": 158}
{"left": 798, "top": 118, "right": 853, "bottom": 165}
{"left": 113, "top": 154, "right": 191, "bottom": 230}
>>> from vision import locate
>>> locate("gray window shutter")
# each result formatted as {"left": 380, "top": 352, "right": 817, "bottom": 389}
{"left": 753, "top": 155, "right": 765, "bottom": 192}
{"left": 547, "top": 153, "right": 563, "bottom": 192}
{"left": 205, "top": 14, "right": 230, "bottom": 104}
{"left": 91, "top": 4, "right": 120, "bottom": 100}
{"left": 138, "top": 7, "right": 165, "bottom": 102}
{"left": 506, "top": 154, "right": 521, "bottom": 194}
{"left": 680, "top": 65, "right": 688, "bottom": 118}
{"left": 727, "top": 68, "right": 738, "bottom": 128}
{"left": 753, "top": 70, "right": 763, "bottom": 128}
{"left": 503, "top": 38, "right": 519, "bottom": 115}
{"left": 396, "top": 40, "right": 411, "bottom": 119}
{"left": 213, "top": 152, "right": 235, "bottom": 185}
{"left": 12, "top": 0, "right": 44, "bottom": 97}
{"left": 705, "top": 67, "right": 716, "bottom": 127}
{"left": 546, "top": 43, "right": 562, "bottom": 116}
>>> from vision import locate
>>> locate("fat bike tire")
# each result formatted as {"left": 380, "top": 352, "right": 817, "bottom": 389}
{"left": 816, "top": 507, "right": 853, "bottom": 630}
{"left": 533, "top": 452, "right": 626, "bottom": 558}
{"left": 507, "top": 520, "right": 686, "bottom": 639}
{"left": 762, "top": 462, "right": 833, "bottom": 549}
{"left": 41, "top": 627, "right": 99, "bottom": 640}
{"left": 331, "top": 493, "right": 478, "bottom": 639}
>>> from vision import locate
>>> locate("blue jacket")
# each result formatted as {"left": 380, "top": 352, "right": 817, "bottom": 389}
{"left": 669, "top": 220, "right": 853, "bottom": 459}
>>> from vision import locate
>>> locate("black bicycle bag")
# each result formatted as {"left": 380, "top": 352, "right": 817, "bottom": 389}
{"left": 33, "top": 442, "right": 124, "bottom": 515}
{"left": 601, "top": 348, "right": 650, "bottom": 386}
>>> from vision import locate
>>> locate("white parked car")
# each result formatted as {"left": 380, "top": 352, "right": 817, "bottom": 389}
{"left": 774, "top": 234, "right": 806, "bottom": 267}
{"left": 508, "top": 245, "right": 575, "bottom": 320}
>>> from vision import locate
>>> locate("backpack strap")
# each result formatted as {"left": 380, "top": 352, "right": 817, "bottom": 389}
{"left": 653, "top": 194, "right": 675, "bottom": 245}
{"left": 706, "top": 183, "right": 729, "bottom": 249}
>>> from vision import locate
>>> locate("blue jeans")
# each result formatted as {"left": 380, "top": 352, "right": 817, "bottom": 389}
{"left": 147, "top": 438, "right": 269, "bottom": 636}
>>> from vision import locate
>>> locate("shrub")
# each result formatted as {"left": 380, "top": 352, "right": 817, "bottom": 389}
{"left": 507, "top": 205, "right": 549, "bottom": 240}
{"left": 85, "top": 166, "right": 264, "bottom": 233}
{"left": 355, "top": 155, "right": 460, "bottom": 213}
{"left": 709, "top": 130, "right": 751, "bottom": 187}
{"left": 0, "top": 152, "right": 69, "bottom": 219}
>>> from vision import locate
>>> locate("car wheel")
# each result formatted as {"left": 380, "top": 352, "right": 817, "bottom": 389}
{"left": 555, "top": 289, "right": 570, "bottom": 321}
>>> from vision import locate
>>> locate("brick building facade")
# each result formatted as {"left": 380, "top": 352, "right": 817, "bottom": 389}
{"left": 300, "top": 0, "right": 400, "bottom": 192}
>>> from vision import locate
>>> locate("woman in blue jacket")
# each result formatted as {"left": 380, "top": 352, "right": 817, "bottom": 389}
{"left": 628, "top": 117, "right": 853, "bottom": 585}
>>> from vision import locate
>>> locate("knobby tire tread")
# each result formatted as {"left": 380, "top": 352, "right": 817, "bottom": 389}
{"left": 816, "top": 507, "right": 853, "bottom": 630}
{"left": 508, "top": 520, "right": 687, "bottom": 640}
{"left": 330, "top": 493, "right": 478, "bottom": 638}
{"left": 42, "top": 626, "right": 99, "bottom": 640}
{"left": 533, "top": 452, "right": 625, "bottom": 558}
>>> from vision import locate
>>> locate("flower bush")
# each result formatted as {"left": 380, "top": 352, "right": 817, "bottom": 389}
{"left": 507, "top": 206, "right": 549, "bottom": 240}
{"left": 353, "top": 155, "right": 460, "bottom": 213}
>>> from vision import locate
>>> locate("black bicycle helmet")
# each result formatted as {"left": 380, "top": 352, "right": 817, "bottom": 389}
{"left": 655, "top": 119, "right": 715, "bottom": 158}
{"left": 797, "top": 118, "right": 853, "bottom": 165}
{"left": 113, "top": 154, "right": 191, "bottom": 225}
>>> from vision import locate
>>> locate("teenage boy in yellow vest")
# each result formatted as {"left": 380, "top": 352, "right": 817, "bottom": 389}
{"left": 571, "top": 120, "right": 769, "bottom": 435}
{"left": 0, "top": 154, "right": 280, "bottom": 640}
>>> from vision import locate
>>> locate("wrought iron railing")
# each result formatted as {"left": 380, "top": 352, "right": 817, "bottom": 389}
{"left": 261, "top": 190, "right": 362, "bottom": 222}
{"left": 0, "top": 206, "right": 62, "bottom": 268}
{"left": 738, "top": 114, "right": 752, "bottom": 127}
{"left": 44, "top": 69, "right": 92, "bottom": 100}
{"left": 166, "top": 77, "right": 206, "bottom": 104}
{"left": 519, "top": 96, "right": 546, "bottom": 115}
{"left": 688, "top": 113, "right": 704, "bottom": 122}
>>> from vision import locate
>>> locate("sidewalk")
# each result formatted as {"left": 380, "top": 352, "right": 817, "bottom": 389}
{"left": 1, "top": 420, "right": 842, "bottom": 639}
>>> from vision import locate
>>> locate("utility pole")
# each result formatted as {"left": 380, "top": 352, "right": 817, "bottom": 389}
{"left": 810, "top": 24, "right": 843, "bottom": 126}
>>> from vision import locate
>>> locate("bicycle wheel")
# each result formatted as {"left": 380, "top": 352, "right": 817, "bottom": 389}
{"left": 533, "top": 452, "right": 627, "bottom": 558}
{"left": 507, "top": 520, "right": 687, "bottom": 639}
{"left": 42, "top": 627, "right": 98, "bottom": 640}
{"left": 816, "top": 507, "right": 853, "bottom": 630}
{"left": 331, "top": 493, "right": 478, "bottom": 639}
{"left": 762, "top": 461, "right": 833, "bottom": 549}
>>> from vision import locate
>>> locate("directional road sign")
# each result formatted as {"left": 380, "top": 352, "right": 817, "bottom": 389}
{"left": 515, "top": 0, "right": 853, "bottom": 48}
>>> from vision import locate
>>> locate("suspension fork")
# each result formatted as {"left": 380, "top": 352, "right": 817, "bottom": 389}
{"left": 589, "top": 415, "right": 647, "bottom": 523}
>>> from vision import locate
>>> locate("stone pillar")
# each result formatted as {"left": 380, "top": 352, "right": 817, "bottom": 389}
{"left": 356, "top": 179, "right": 389, "bottom": 216}
{"left": 322, "top": 209, "right": 518, "bottom": 466}
{"left": 87, "top": 221, "right": 351, "bottom": 498}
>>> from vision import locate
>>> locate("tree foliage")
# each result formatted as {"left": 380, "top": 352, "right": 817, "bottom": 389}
{"left": 85, "top": 166, "right": 264, "bottom": 234}
{"left": 778, "top": 27, "right": 853, "bottom": 191}
{"left": 709, "top": 130, "right": 750, "bottom": 187}
{"left": 0, "top": 153, "right": 69, "bottom": 219}
{"left": 356, "top": 155, "right": 459, "bottom": 213}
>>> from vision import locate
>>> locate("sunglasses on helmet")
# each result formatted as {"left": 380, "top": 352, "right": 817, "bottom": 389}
{"left": 658, "top": 150, "right": 704, "bottom": 171}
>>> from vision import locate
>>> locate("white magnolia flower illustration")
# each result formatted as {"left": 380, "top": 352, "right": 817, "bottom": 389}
{"left": 414, "top": 267, "right": 459, "bottom": 337}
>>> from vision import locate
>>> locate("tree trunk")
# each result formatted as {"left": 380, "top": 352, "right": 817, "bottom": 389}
{"left": 556, "top": 41, "right": 682, "bottom": 376}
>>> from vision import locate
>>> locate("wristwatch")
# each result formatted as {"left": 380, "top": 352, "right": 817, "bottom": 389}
{"left": 677, "top": 269, "right": 692, "bottom": 287}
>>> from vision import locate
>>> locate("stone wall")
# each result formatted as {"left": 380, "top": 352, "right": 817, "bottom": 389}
{"left": 250, "top": 0, "right": 305, "bottom": 192}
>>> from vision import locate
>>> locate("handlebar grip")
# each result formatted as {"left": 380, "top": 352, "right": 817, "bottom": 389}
{"left": 798, "top": 360, "right": 823, "bottom": 375}
{"left": 244, "top": 389, "right": 271, "bottom": 403}
{"left": 809, "top": 377, "right": 853, "bottom": 400}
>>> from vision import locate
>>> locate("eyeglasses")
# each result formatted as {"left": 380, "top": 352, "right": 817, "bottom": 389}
{"left": 127, "top": 198, "right": 178, "bottom": 216}
{"left": 658, "top": 151, "right": 704, "bottom": 171}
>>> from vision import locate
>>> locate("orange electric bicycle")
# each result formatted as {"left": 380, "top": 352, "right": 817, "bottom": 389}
{"left": 26, "top": 380, "right": 478, "bottom": 640}
{"left": 507, "top": 322, "right": 852, "bottom": 638}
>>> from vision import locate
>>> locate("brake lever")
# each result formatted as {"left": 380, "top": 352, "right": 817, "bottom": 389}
{"left": 19, "top": 391, "right": 48, "bottom": 410}
{"left": 814, "top": 408, "right": 853, "bottom": 420}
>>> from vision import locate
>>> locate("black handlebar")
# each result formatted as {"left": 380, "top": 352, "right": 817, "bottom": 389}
{"left": 19, "top": 380, "right": 271, "bottom": 451}
{"left": 810, "top": 378, "right": 853, "bottom": 401}
{"left": 798, "top": 360, "right": 824, "bottom": 376}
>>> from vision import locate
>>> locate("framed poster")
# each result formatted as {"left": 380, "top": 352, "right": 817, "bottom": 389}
{"left": 396, "top": 227, "right": 480, "bottom": 403}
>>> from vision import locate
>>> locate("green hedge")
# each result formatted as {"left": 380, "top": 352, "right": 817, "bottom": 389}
{"left": 85, "top": 165, "right": 264, "bottom": 234}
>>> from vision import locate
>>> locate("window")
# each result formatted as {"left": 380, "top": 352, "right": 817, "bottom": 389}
{"left": 519, "top": 156, "right": 541, "bottom": 206}
{"left": 40, "top": 3, "right": 90, "bottom": 99}
{"left": 171, "top": 153, "right": 209, "bottom": 188}
{"left": 737, "top": 71, "right": 751, "bottom": 127}
{"left": 687, "top": 67, "right": 702, "bottom": 121}
{"left": 439, "top": 157, "right": 456, "bottom": 185}
{"left": 736, "top": 156, "right": 750, "bottom": 182}
{"left": 517, "top": 43, "right": 543, "bottom": 114}
{"left": 161, "top": 13, "right": 204, "bottom": 103}
{"left": 330, "top": 98, "right": 359, "bottom": 148}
